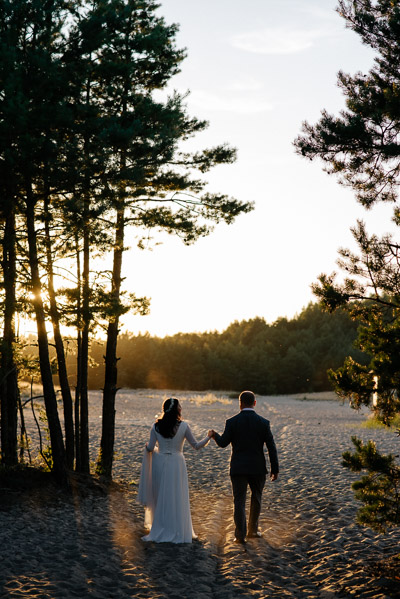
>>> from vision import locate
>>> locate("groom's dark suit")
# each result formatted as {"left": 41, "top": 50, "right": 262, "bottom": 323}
{"left": 214, "top": 408, "right": 279, "bottom": 542}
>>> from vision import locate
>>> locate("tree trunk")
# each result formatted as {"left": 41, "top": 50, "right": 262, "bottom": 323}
{"left": 74, "top": 331, "right": 82, "bottom": 471}
{"left": 75, "top": 71, "right": 93, "bottom": 475}
{"left": 0, "top": 208, "right": 19, "bottom": 466}
{"left": 44, "top": 195, "right": 75, "bottom": 469}
{"left": 25, "top": 191, "right": 67, "bottom": 483}
{"left": 74, "top": 235, "right": 82, "bottom": 471}
{"left": 97, "top": 205, "right": 125, "bottom": 477}
{"left": 78, "top": 224, "right": 90, "bottom": 473}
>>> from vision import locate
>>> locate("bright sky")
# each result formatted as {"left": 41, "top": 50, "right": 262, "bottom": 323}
{"left": 121, "top": 0, "right": 396, "bottom": 338}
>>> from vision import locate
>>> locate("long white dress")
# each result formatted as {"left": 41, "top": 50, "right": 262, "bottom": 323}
{"left": 137, "top": 421, "right": 209, "bottom": 543}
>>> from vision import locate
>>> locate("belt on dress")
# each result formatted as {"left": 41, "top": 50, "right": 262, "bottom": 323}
{"left": 158, "top": 451, "right": 179, "bottom": 455}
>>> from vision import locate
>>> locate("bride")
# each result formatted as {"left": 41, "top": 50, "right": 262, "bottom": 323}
{"left": 138, "top": 397, "right": 213, "bottom": 543}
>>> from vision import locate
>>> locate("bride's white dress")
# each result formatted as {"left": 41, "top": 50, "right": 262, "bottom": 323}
{"left": 137, "top": 421, "right": 209, "bottom": 543}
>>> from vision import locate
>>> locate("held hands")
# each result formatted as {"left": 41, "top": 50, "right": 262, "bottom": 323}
{"left": 270, "top": 473, "right": 278, "bottom": 481}
{"left": 207, "top": 429, "right": 216, "bottom": 439}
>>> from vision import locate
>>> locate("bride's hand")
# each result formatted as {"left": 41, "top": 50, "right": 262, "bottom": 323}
{"left": 207, "top": 429, "right": 215, "bottom": 438}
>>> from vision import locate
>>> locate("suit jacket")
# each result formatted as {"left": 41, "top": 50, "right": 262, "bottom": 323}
{"left": 214, "top": 409, "right": 279, "bottom": 476}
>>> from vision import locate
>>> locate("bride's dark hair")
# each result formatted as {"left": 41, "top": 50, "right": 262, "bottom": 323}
{"left": 155, "top": 397, "right": 181, "bottom": 438}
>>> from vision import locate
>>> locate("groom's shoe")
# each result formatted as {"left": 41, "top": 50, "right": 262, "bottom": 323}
{"left": 233, "top": 537, "right": 246, "bottom": 544}
{"left": 247, "top": 531, "right": 262, "bottom": 538}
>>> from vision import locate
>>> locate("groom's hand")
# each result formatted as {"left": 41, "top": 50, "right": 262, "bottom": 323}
{"left": 270, "top": 473, "right": 278, "bottom": 481}
{"left": 208, "top": 429, "right": 216, "bottom": 439}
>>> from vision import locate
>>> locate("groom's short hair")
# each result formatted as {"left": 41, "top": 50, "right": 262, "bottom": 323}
{"left": 239, "top": 390, "right": 256, "bottom": 406}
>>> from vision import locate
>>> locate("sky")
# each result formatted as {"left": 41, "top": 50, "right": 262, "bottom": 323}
{"left": 119, "top": 0, "right": 396, "bottom": 338}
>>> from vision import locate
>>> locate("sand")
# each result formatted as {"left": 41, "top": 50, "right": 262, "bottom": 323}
{"left": 1, "top": 390, "right": 400, "bottom": 598}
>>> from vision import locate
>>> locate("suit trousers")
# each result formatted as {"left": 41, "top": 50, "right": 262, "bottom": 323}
{"left": 230, "top": 473, "right": 266, "bottom": 540}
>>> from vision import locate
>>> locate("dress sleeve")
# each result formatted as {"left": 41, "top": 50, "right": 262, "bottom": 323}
{"left": 146, "top": 424, "right": 157, "bottom": 452}
{"left": 185, "top": 424, "right": 210, "bottom": 450}
{"left": 137, "top": 446, "right": 152, "bottom": 506}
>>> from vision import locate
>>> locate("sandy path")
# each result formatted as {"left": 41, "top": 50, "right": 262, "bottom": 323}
{"left": 1, "top": 390, "right": 399, "bottom": 598}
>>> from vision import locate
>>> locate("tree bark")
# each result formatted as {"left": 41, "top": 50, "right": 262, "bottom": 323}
{"left": 44, "top": 195, "right": 75, "bottom": 469}
{"left": 74, "top": 233, "right": 82, "bottom": 471}
{"left": 78, "top": 223, "right": 90, "bottom": 473}
{"left": 75, "top": 70, "right": 93, "bottom": 475}
{"left": 25, "top": 190, "right": 67, "bottom": 483}
{"left": 0, "top": 208, "right": 19, "bottom": 466}
{"left": 98, "top": 205, "right": 125, "bottom": 477}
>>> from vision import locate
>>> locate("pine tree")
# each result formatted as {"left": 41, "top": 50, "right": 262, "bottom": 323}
{"left": 343, "top": 436, "right": 400, "bottom": 532}
{"left": 0, "top": 3, "right": 24, "bottom": 467}
{"left": 294, "top": 1, "right": 400, "bottom": 419}
{"left": 0, "top": 0, "right": 69, "bottom": 481}
{"left": 80, "top": 0, "right": 252, "bottom": 477}
{"left": 313, "top": 222, "right": 400, "bottom": 423}
{"left": 295, "top": 1, "right": 400, "bottom": 209}
{"left": 0, "top": 0, "right": 252, "bottom": 481}
{"left": 294, "top": 0, "right": 400, "bottom": 529}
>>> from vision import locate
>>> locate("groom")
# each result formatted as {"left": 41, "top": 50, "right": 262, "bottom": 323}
{"left": 211, "top": 390, "right": 279, "bottom": 544}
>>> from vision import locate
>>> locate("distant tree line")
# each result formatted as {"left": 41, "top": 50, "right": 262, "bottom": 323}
{"left": 82, "top": 303, "right": 367, "bottom": 395}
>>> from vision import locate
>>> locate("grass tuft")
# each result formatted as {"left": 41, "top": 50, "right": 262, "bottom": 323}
{"left": 361, "top": 414, "right": 400, "bottom": 430}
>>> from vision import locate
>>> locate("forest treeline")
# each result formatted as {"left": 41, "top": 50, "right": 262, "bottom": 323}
{"left": 81, "top": 303, "right": 367, "bottom": 395}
